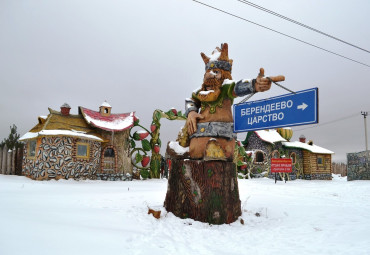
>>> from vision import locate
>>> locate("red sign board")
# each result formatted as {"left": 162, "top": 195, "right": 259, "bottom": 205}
{"left": 271, "top": 158, "right": 292, "bottom": 173}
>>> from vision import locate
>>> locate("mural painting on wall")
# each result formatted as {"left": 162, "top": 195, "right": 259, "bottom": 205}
{"left": 163, "top": 43, "right": 285, "bottom": 224}
{"left": 23, "top": 137, "right": 101, "bottom": 180}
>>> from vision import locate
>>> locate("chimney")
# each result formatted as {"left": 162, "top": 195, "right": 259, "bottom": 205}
{"left": 60, "top": 103, "right": 71, "bottom": 116}
{"left": 99, "top": 101, "right": 112, "bottom": 117}
{"left": 299, "top": 134, "right": 306, "bottom": 143}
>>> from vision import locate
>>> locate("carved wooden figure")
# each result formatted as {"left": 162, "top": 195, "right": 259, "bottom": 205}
{"left": 164, "top": 43, "right": 284, "bottom": 224}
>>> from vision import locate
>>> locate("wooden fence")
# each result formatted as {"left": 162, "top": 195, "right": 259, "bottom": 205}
{"left": 0, "top": 145, "right": 24, "bottom": 176}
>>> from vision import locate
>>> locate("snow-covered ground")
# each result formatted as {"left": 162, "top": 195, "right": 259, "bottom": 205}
{"left": 0, "top": 174, "right": 369, "bottom": 255}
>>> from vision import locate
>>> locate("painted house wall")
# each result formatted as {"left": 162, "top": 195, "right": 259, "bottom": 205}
{"left": 268, "top": 145, "right": 304, "bottom": 180}
{"left": 22, "top": 136, "right": 101, "bottom": 180}
{"left": 244, "top": 133, "right": 304, "bottom": 180}
{"left": 244, "top": 132, "right": 271, "bottom": 177}
{"left": 99, "top": 129, "right": 132, "bottom": 176}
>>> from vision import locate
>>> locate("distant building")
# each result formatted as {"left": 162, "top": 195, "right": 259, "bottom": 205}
{"left": 242, "top": 128, "right": 334, "bottom": 180}
{"left": 19, "top": 102, "right": 135, "bottom": 181}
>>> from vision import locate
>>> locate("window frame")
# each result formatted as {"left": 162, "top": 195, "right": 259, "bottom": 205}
{"left": 254, "top": 150, "right": 265, "bottom": 164}
{"left": 76, "top": 142, "right": 90, "bottom": 159}
{"left": 27, "top": 139, "right": 37, "bottom": 158}
{"left": 317, "top": 156, "right": 324, "bottom": 166}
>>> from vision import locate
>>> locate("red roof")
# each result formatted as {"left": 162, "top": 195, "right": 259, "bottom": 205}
{"left": 80, "top": 107, "right": 135, "bottom": 132}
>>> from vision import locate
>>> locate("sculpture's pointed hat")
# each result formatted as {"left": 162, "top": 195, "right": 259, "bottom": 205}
{"left": 200, "top": 43, "right": 233, "bottom": 72}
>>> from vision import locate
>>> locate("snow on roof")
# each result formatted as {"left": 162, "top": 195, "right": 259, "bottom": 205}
{"left": 255, "top": 130, "right": 287, "bottom": 144}
{"left": 101, "top": 101, "right": 111, "bottom": 108}
{"left": 80, "top": 107, "right": 135, "bottom": 132}
{"left": 282, "top": 141, "right": 334, "bottom": 154}
{"left": 19, "top": 130, "right": 103, "bottom": 142}
{"left": 38, "top": 116, "right": 48, "bottom": 120}
{"left": 169, "top": 141, "right": 189, "bottom": 155}
{"left": 61, "top": 103, "right": 71, "bottom": 108}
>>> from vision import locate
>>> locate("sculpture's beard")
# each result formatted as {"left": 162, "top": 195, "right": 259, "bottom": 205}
{"left": 198, "top": 79, "right": 222, "bottom": 102}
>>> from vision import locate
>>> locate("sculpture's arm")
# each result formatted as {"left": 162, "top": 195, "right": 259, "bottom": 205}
{"left": 233, "top": 68, "right": 284, "bottom": 97}
{"left": 185, "top": 97, "right": 204, "bottom": 135}
{"left": 233, "top": 79, "right": 256, "bottom": 97}
{"left": 185, "top": 98, "right": 200, "bottom": 117}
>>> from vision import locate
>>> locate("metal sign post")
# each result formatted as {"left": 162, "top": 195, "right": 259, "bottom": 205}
{"left": 233, "top": 88, "right": 319, "bottom": 132}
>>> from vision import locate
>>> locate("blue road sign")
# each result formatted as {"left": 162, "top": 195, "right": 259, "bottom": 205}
{"left": 233, "top": 88, "right": 318, "bottom": 132}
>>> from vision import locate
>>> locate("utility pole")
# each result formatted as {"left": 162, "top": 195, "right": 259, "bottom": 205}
{"left": 361, "top": 111, "right": 368, "bottom": 151}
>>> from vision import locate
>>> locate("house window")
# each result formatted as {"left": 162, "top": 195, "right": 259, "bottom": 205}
{"left": 272, "top": 150, "right": 280, "bottom": 159}
{"left": 317, "top": 156, "right": 324, "bottom": 166}
{"left": 290, "top": 152, "right": 296, "bottom": 164}
{"left": 255, "top": 151, "right": 264, "bottom": 163}
{"left": 104, "top": 148, "right": 115, "bottom": 157}
{"left": 28, "top": 140, "right": 36, "bottom": 157}
{"left": 77, "top": 143, "right": 89, "bottom": 159}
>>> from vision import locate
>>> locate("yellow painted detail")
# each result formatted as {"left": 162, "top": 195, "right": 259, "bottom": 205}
{"left": 205, "top": 141, "right": 225, "bottom": 159}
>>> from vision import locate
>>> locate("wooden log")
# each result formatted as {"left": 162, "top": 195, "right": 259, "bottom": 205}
{"left": 7, "top": 149, "right": 12, "bottom": 175}
{"left": 164, "top": 159, "right": 241, "bottom": 224}
{"left": 15, "top": 147, "right": 24, "bottom": 176}
{"left": 11, "top": 149, "right": 16, "bottom": 175}
{"left": 1, "top": 145, "right": 7, "bottom": 175}
{"left": 0, "top": 147, "right": 3, "bottom": 174}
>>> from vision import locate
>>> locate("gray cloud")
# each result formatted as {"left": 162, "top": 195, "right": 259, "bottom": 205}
{"left": 1, "top": 0, "right": 369, "bottom": 162}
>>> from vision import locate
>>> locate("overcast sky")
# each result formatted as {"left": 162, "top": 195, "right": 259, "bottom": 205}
{"left": 1, "top": 0, "right": 369, "bottom": 162}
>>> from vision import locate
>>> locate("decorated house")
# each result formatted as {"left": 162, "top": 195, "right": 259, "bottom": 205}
{"left": 19, "top": 102, "right": 135, "bottom": 181}
{"left": 241, "top": 128, "right": 334, "bottom": 180}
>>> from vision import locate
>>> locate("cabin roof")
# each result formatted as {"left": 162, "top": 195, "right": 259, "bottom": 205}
{"left": 282, "top": 141, "right": 334, "bottom": 154}
{"left": 19, "top": 108, "right": 104, "bottom": 142}
{"left": 242, "top": 129, "right": 334, "bottom": 154}
{"left": 255, "top": 130, "right": 287, "bottom": 144}
{"left": 79, "top": 107, "right": 135, "bottom": 132}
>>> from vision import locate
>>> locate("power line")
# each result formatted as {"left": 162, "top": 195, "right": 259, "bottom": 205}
{"left": 191, "top": 0, "right": 370, "bottom": 68}
{"left": 293, "top": 113, "right": 360, "bottom": 132}
{"left": 236, "top": 0, "right": 370, "bottom": 54}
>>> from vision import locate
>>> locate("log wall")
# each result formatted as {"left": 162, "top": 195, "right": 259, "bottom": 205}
{"left": 303, "top": 151, "right": 331, "bottom": 180}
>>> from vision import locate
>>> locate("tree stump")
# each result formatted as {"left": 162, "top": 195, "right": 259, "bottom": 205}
{"left": 164, "top": 158, "right": 241, "bottom": 224}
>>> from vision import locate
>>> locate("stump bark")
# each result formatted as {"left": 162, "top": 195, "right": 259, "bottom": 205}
{"left": 164, "top": 158, "right": 241, "bottom": 224}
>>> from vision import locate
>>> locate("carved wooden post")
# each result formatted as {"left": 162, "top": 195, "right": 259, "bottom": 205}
{"left": 164, "top": 157, "right": 241, "bottom": 224}
{"left": 0, "top": 147, "right": 3, "bottom": 174}
{"left": 2, "top": 145, "right": 7, "bottom": 175}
